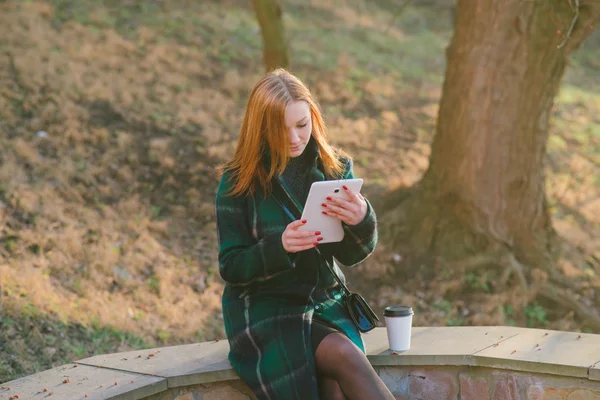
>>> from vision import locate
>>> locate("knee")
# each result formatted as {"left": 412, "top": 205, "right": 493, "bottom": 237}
{"left": 331, "top": 335, "right": 361, "bottom": 359}
{"left": 316, "top": 333, "right": 368, "bottom": 376}
{"left": 318, "top": 376, "right": 346, "bottom": 400}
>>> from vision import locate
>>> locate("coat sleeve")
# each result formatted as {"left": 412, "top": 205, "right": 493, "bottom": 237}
{"left": 215, "top": 172, "right": 295, "bottom": 287}
{"left": 329, "top": 158, "right": 378, "bottom": 267}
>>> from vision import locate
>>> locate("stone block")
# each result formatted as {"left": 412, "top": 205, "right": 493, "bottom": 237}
{"left": 406, "top": 369, "right": 459, "bottom": 399}
{"left": 492, "top": 374, "right": 521, "bottom": 400}
{"left": 144, "top": 389, "right": 175, "bottom": 400}
{"left": 174, "top": 393, "right": 195, "bottom": 400}
{"left": 524, "top": 387, "right": 600, "bottom": 400}
{"left": 541, "top": 388, "right": 576, "bottom": 400}
{"left": 526, "top": 383, "right": 549, "bottom": 400}
{"left": 378, "top": 367, "right": 409, "bottom": 394}
{"left": 566, "top": 389, "right": 600, "bottom": 400}
{"left": 203, "top": 387, "right": 252, "bottom": 400}
{"left": 459, "top": 373, "right": 490, "bottom": 400}
{"left": 588, "top": 364, "right": 600, "bottom": 382}
{"left": 199, "top": 380, "right": 256, "bottom": 400}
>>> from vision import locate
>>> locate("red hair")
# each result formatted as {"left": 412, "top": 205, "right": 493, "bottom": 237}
{"left": 219, "top": 69, "right": 345, "bottom": 197}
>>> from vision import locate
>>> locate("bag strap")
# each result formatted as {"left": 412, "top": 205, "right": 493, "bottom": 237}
{"left": 272, "top": 177, "right": 351, "bottom": 296}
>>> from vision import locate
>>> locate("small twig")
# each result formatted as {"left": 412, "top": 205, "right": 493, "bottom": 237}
{"left": 385, "top": 0, "right": 414, "bottom": 35}
{"left": 557, "top": 0, "right": 580, "bottom": 49}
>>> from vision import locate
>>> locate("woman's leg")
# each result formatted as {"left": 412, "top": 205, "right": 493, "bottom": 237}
{"left": 313, "top": 321, "right": 346, "bottom": 400}
{"left": 315, "top": 332, "right": 395, "bottom": 400}
{"left": 318, "top": 375, "right": 346, "bottom": 400}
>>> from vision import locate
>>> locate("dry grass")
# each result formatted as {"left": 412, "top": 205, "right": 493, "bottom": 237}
{"left": 0, "top": 1, "right": 229, "bottom": 346}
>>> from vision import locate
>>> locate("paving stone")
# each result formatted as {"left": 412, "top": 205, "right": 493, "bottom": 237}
{"left": 367, "top": 326, "right": 524, "bottom": 366}
{"left": 474, "top": 329, "right": 600, "bottom": 378}
{"left": 0, "top": 363, "right": 165, "bottom": 400}
{"left": 588, "top": 361, "right": 600, "bottom": 382}
{"left": 77, "top": 340, "right": 236, "bottom": 388}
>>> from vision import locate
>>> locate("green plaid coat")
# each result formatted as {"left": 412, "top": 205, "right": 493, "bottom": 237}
{"left": 215, "top": 140, "right": 378, "bottom": 400}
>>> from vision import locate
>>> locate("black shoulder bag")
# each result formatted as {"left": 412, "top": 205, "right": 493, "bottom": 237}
{"left": 272, "top": 178, "right": 379, "bottom": 333}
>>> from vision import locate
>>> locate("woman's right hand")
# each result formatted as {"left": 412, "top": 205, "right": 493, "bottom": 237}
{"left": 282, "top": 220, "right": 323, "bottom": 253}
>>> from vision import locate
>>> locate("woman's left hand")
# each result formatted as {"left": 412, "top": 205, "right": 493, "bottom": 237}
{"left": 321, "top": 185, "right": 367, "bottom": 226}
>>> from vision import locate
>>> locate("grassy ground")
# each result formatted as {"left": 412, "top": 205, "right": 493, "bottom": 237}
{"left": 1, "top": 0, "right": 599, "bottom": 383}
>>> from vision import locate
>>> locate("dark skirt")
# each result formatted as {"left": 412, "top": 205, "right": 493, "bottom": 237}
{"left": 311, "top": 319, "right": 340, "bottom": 353}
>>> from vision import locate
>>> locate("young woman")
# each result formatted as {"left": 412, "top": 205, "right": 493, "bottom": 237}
{"left": 215, "top": 69, "right": 394, "bottom": 400}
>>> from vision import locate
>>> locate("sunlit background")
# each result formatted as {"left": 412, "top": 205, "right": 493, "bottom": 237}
{"left": 0, "top": 0, "right": 599, "bottom": 383}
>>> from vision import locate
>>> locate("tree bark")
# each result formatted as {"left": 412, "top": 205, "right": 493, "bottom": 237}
{"left": 251, "top": 0, "right": 289, "bottom": 71}
{"left": 382, "top": 0, "right": 600, "bottom": 272}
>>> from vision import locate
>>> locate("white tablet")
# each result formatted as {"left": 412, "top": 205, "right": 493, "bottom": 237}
{"left": 299, "top": 178, "right": 364, "bottom": 243}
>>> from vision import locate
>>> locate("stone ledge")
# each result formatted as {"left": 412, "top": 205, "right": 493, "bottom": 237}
{"left": 365, "top": 326, "right": 600, "bottom": 381}
{"left": 365, "top": 325, "right": 523, "bottom": 366}
{"left": 0, "top": 362, "right": 165, "bottom": 400}
{"left": 76, "top": 340, "right": 237, "bottom": 389}
{"left": 3, "top": 326, "right": 600, "bottom": 400}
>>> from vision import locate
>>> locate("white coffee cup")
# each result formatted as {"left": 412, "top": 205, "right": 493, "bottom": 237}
{"left": 384, "top": 306, "right": 414, "bottom": 351}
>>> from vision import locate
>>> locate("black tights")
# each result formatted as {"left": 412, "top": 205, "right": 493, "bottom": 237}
{"left": 314, "top": 332, "right": 395, "bottom": 400}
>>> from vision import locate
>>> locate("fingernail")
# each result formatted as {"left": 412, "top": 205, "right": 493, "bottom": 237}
{"left": 343, "top": 185, "right": 348, "bottom": 190}
{"left": 315, "top": 231, "right": 321, "bottom": 235}
{"left": 322, "top": 211, "right": 328, "bottom": 215}
{"left": 314, "top": 242, "right": 318, "bottom": 247}
{"left": 326, "top": 196, "right": 332, "bottom": 201}
{"left": 321, "top": 203, "right": 327, "bottom": 207}
{"left": 302, "top": 220, "right": 307, "bottom": 224}
{"left": 317, "top": 237, "right": 323, "bottom": 241}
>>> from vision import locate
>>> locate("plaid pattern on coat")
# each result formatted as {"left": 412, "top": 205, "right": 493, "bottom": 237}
{"left": 215, "top": 140, "right": 378, "bottom": 400}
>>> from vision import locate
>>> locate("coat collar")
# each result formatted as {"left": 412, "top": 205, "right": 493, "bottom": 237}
{"left": 261, "top": 136, "right": 321, "bottom": 172}
{"left": 266, "top": 136, "right": 325, "bottom": 217}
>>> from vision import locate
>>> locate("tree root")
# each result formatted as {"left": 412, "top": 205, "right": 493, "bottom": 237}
{"left": 448, "top": 250, "right": 600, "bottom": 332}
{"left": 376, "top": 185, "right": 416, "bottom": 215}
{"left": 448, "top": 248, "right": 528, "bottom": 290}
{"left": 500, "top": 252, "right": 529, "bottom": 291}
{"left": 535, "top": 282, "right": 600, "bottom": 333}
{"left": 450, "top": 252, "right": 499, "bottom": 272}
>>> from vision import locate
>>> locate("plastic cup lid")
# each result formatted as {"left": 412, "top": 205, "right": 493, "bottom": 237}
{"left": 384, "top": 305, "right": 414, "bottom": 317}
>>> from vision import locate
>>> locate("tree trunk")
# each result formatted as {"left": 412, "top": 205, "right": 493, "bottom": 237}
{"left": 382, "top": 0, "right": 600, "bottom": 273}
{"left": 252, "top": 0, "right": 289, "bottom": 71}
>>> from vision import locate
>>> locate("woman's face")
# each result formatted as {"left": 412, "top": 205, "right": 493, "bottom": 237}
{"left": 285, "top": 100, "right": 312, "bottom": 158}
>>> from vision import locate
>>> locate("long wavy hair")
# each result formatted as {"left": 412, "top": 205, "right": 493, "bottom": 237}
{"left": 219, "top": 69, "right": 345, "bottom": 197}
